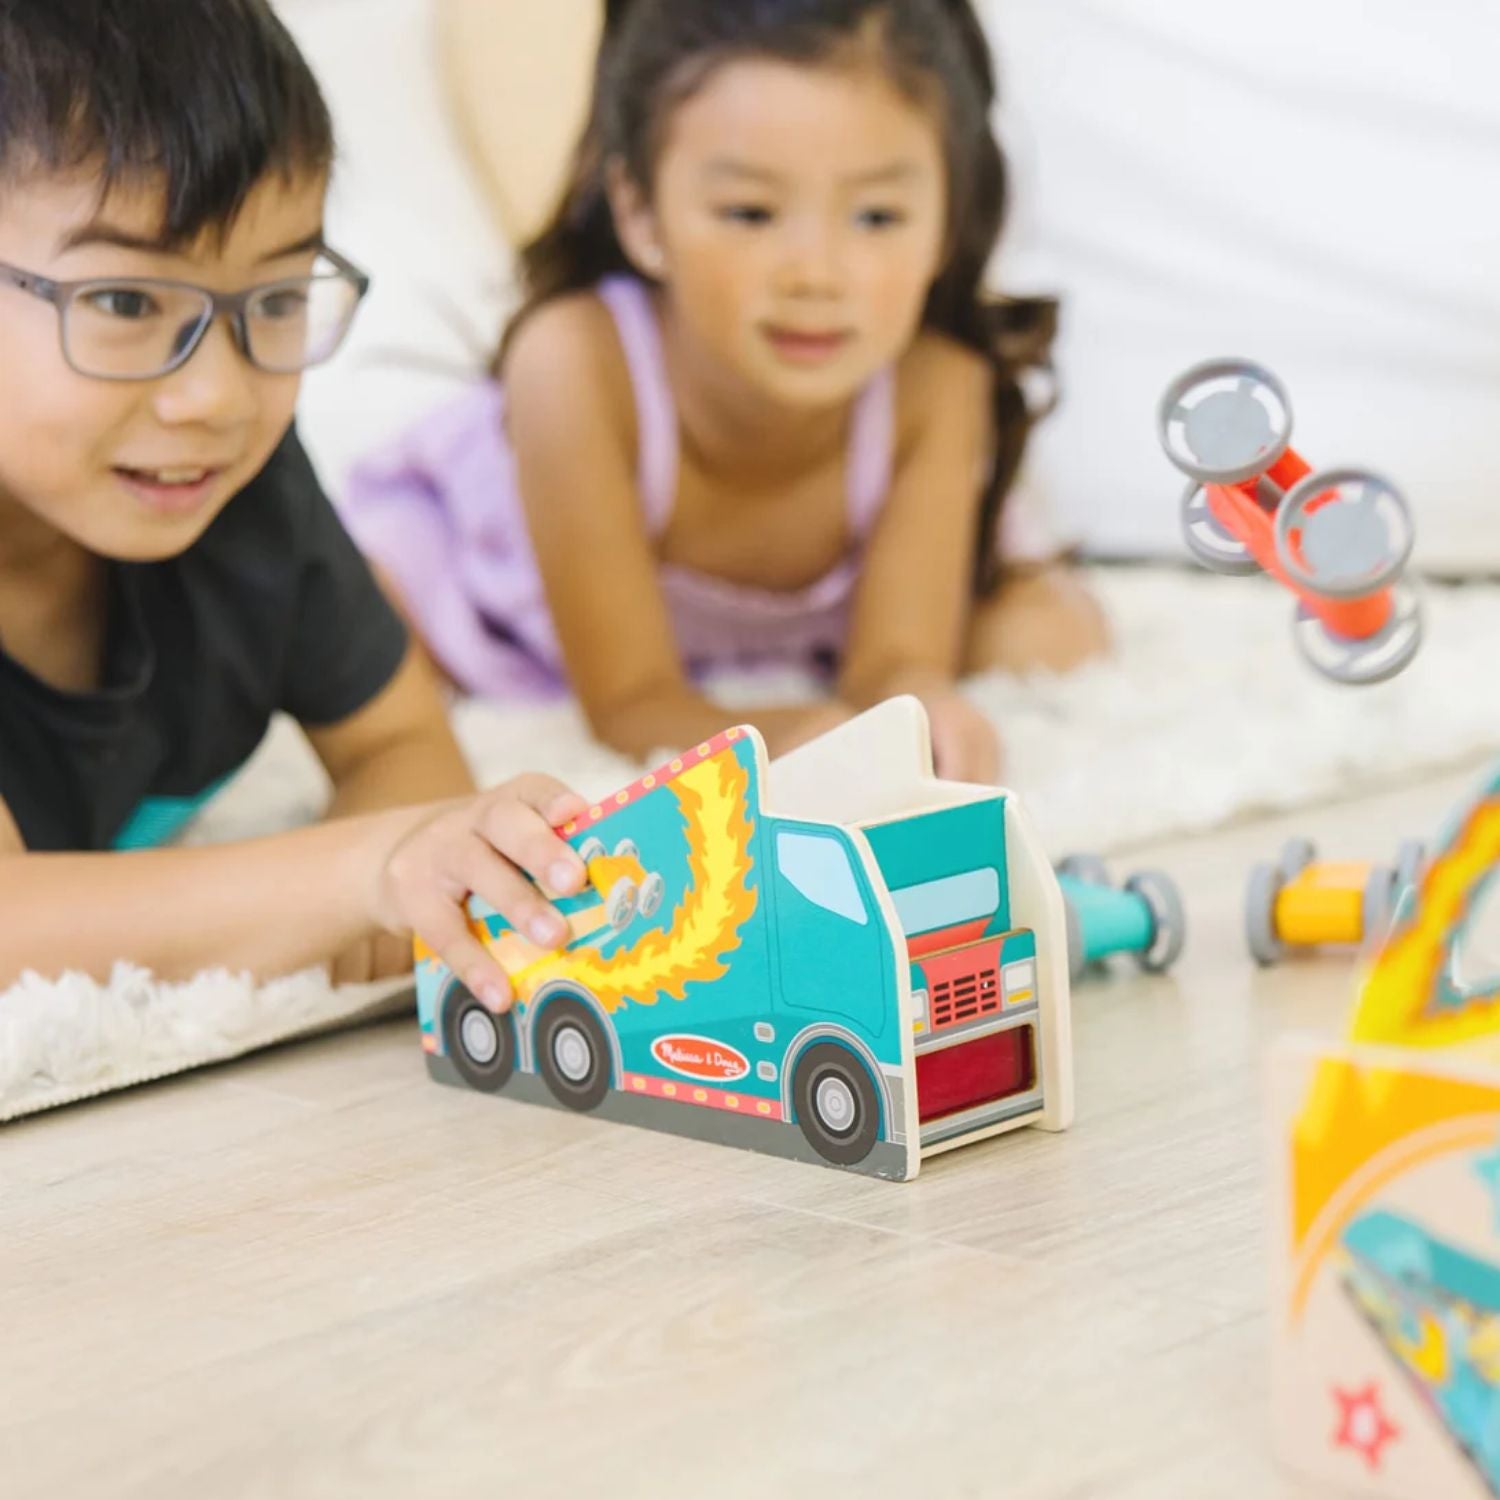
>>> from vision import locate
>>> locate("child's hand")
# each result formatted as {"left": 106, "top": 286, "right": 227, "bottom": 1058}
{"left": 971, "top": 564, "right": 1111, "bottom": 675}
{"left": 922, "top": 690, "right": 1002, "bottom": 785}
{"left": 370, "top": 774, "right": 590, "bottom": 1009}
{"left": 329, "top": 931, "right": 416, "bottom": 987}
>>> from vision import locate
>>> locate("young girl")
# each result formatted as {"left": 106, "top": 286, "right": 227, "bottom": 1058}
{"left": 345, "top": 0, "right": 1107, "bottom": 784}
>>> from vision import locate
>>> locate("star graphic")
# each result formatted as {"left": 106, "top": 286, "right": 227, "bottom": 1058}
{"left": 1474, "top": 1142, "right": 1500, "bottom": 1232}
{"left": 1332, "top": 1382, "right": 1400, "bottom": 1471}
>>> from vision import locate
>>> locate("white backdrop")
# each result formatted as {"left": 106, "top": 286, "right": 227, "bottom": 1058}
{"left": 989, "top": 0, "right": 1500, "bottom": 569}
{"left": 280, "top": 0, "right": 1500, "bottom": 571}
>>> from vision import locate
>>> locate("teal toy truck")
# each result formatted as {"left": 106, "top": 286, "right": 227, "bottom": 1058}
{"left": 416, "top": 697, "right": 1074, "bottom": 1181}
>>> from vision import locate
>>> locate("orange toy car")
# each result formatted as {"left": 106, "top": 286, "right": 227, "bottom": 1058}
{"left": 1245, "top": 836, "right": 1428, "bottom": 965}
{"left": 1158, "top": 358, "right": 1422, "bottom": 685}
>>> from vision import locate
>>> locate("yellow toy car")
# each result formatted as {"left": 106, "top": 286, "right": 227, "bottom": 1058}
{"left": 1246, "top": 836, "right": 1427, "bottom": 965}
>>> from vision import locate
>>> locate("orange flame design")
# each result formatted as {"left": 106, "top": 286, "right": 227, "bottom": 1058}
{"left": 512, "top": 747, "right": 759, "bottom": 1013}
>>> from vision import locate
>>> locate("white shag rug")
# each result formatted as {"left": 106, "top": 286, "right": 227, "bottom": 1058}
{"left": 5, "top": 566, "right": 1497, "bottom": 1122}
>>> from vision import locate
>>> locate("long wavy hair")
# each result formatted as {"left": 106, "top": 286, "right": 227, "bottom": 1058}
{"left": 503, "top": 0, "right": 1058, "bottom": 593}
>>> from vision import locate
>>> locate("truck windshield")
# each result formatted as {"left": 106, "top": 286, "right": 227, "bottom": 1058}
{"left": 775, "top": 831, "right": 870, "bottom": 925}
{"left": 890, "top": 869, "right": 999, "bottom": 937}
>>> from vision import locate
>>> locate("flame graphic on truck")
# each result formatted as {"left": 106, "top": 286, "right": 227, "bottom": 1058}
{"left": 419, "top": 745, "right": 760, "bottom": 1014}
{"left": 568, "top": 749, "right": 758, "bottom": 1012}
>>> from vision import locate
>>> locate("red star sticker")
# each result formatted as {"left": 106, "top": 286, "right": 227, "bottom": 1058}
{"left": 1332, "top": 1382, "right": 1401, "bottom": 1470}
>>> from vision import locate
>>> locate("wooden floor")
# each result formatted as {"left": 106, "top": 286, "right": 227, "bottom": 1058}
{"left": 4, "top": 763, "right": 1489, "bottom": 1499}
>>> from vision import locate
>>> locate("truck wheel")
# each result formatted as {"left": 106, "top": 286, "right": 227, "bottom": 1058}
{"left": 442, "top": 982, "right": 517, "bottom": 1093}
{"left": 536, "top": 997, "right": 612, "bottom": 1111}
{"left": 791, "top": 1043, "right": 880, "bottom": 1166}
{"left": 1125, "top": 869, "right": 1187, "bottom": 973}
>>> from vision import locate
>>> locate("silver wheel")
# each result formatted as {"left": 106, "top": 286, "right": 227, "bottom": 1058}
{"left": 1291, "top": 583, "right": 1423, "bottom": 686}
{"left": 551, "top": 1023, "right": 594, "bottom": 1084}
{"left": 814, "top": 1075, "right": 859, "bottom": 1137}
{"left": 1278, "top": 837, "right": 1317, "bottom": 882}
{"left": 1158, "top": 358, "right": 1294, "bottom": 484}
{"left": 578, "top": 837, "right": 605, "bottom": 864}
{"left": 604, "top": 877, "right": 638, "bottom": 932}
{"left": 459, "top": 1008, "right": 501, "bottom": 1066}
{"left": 1125, "top": 870, "right": 1187, "bottom": 973}
{"left": 1273, "top": 470, "right": 1414, "bottom": 600}
{"left": 613, "top": 838, "right": 639, "bottom": 860}
{"left": 1057, "top": 852, "right": 1111, "bottom": 888}
{"left": 1180, "top": 481, "right": 1259, "bottom": 575}
{"left": 1246, "top": 861, "right": 1287, "bottom": 966}
{"left": 638, "top": 871, "right": 665, "bottom": 920}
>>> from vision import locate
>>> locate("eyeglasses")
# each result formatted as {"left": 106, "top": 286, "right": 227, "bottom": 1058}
{"left": 0, "top": 246, "right": 370, "bottom": 381}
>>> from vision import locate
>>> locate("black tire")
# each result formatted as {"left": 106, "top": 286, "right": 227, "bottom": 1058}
{"left": 535, "top": 996, "right": 613, "bottom": 1112}
{"left": 791, "top": 1043, "right": 881, "bottom": 1166}
{"left": 442, "top": 982, "right": 517, "bottom": 1093}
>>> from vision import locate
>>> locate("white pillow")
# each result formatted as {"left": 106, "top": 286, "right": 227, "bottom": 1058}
{"left": 990, "top": 0, "right": 1500, "bottom": 570}
{"left": 275, "top": 0, "right": 513, "bottom": 496}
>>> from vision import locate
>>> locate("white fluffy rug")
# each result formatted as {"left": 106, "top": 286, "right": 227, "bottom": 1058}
{"left": 5, "top": 566, "right": 1496, "bottom": 1122}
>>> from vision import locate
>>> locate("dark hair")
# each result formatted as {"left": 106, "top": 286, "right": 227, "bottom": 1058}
{"left": 0, "top": 0, "right": 334, "bottom": 246}
{"left": 509, "top": 0, "right": 1058, "bottom": 593}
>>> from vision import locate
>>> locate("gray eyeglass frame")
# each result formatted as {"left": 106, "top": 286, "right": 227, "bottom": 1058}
{"left": 0, "top": 244, "right": 371, "bottom": 380}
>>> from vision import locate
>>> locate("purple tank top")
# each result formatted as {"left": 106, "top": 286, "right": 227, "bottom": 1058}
{"left": 341, "top": 275, "right": 895, "bottom": 699}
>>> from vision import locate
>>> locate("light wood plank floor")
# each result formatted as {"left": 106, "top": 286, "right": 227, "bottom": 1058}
{"left": 4, "top": 763, "right": 1490, "bottom": 1499}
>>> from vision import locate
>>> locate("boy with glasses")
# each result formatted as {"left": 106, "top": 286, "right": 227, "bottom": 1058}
{"left": 0, "top": 0, "right": 587, "bottom": 1007}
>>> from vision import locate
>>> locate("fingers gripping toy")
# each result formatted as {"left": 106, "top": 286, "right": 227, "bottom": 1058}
{"left": 1246, "top": 836, "right": 1429, "bottom": 966}
{"left": 1158, "top": 358, "right": 1422, "bottom": 686}
{"left": 1054, "top": 853, "right": 1186, "bottom": 982}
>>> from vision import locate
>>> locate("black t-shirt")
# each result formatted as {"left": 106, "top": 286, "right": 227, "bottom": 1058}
{"left": 0, "top": 429, "right": 408, "bottom": 852}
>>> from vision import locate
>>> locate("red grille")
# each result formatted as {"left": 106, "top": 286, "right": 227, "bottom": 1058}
{"left": 921, "top": 939, "right": 1002, "bottom": 1032}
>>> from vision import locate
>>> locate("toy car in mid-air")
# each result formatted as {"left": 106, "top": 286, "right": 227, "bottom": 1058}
{"left": 1158, "top": 357, "right": 1422, "bottom": 685}
{"left": 1054, "top": 854, "right": 1186, "bottom": 982}
{"left": 1245, "top": 835, "right": 1428, "bottom": 966}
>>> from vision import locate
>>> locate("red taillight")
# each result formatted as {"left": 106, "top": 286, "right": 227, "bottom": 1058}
{"left": 915, "top": 1025, "right": 1035, "bottom": 1123}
